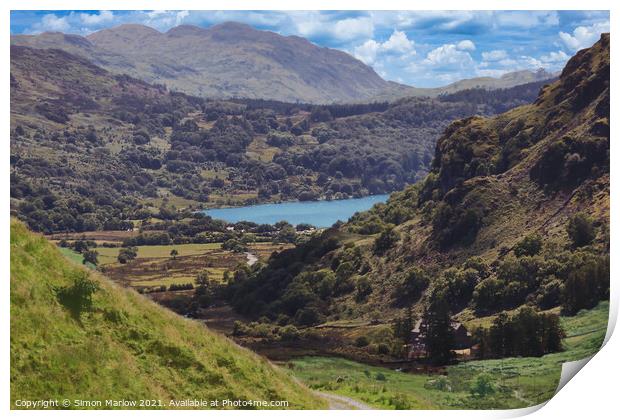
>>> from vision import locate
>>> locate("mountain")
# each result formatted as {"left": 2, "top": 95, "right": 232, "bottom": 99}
{"left": 10, "top": 219, "right": 324, "bottom": 408}
{"left": 12, "top": 22, "right": 389, "bottom": 103}
{"left": 370, "top": 69, "right": 559, "bottom": 101}
{"left": 12, "top": 22, "right": 556, "bottom": 104}
{"left": 226, "top": 34, "right": 609, "bottom": 340}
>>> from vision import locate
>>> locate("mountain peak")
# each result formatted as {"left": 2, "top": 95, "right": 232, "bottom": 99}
{"left": 87, "top": 24, "right": 161, "bottom": 42}
{"left": 208, "top": 21, "right": 255, "bottom": 32}
{"left": 165, "top": 24, "right": 208, "bottom": 37}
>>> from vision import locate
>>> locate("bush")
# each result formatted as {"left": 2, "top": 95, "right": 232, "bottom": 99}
{"left": 279, "top": 325, "right": 301, "bottom": 341}
{"left": 373, "top": 228, "right": 400, "bottom": 255}
{"left": 514, "top": 234, "right": 542, "bottom": 257}
{"left": 294, "top": 306, "right": 322, "bottom": 326}
{"left": 470, "top": 373, "right": 495, "bottom": 397}
{"left": 355, "top": 277, "right": 373, "bottom": 302}
{"left": 567, "top": 213, "right": 596, "bottom": 247}
{"left": 55, "top": 271, "right": 99, "bottom": 318}
{"left": 355, "top": 336, "right": 370, "bottom": 347}
{"left": 376, "top": 343, "right": 390, "bottom": 355}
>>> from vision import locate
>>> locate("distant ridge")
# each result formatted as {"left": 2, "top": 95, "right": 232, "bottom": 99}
{"left": 12, "top": 22, "right": 558, "bottom": 103}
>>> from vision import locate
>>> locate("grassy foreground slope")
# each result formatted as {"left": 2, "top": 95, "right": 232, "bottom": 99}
{"left": 288, "top": 301, "right": 608, "bottom": 409}
{"left": 10, "top": 219, "right": 324, "bottom": 409}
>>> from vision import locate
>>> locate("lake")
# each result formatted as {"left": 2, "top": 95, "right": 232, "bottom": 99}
{"left": 203, "top": 194, "right": 389, "bottom": 228}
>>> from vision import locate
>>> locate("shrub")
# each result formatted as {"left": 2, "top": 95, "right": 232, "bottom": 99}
{"left": 279, "top": 325, "right": 301, "bottom": 341}
{"left": 373, "top": 228, "right": 400, "bottom": 255}
{"left": 567, "top": 213, "right": 596, "bottom": 247}
{"left": 514, "top": 234, "right": 543, "bottom": 257}
{"left": 355, "top": 336, "right": 370, "bottom": 347}
{"left": 355, "top": 277, "right": 373, "bottom": 302}
{"left": 470, "top": 373, "right": 495, "bottom": 397}
{"left": 377, "top": 343, "right": 390, "bottom": 355}
{"left": 55, "top": 271, "right": 99, "bottom": 318}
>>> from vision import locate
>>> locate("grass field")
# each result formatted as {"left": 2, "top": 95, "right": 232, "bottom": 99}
{"left": 286, "top": 301, "right": 609, "bottom": 409}
{"left": 96, "top": 243, "right": 223, "bottom": 265}
{"left": 11, "top": 219, "right": 325, "bottom": 409}
{"left": 58, "top": 240, "right": 286, "bottom": 292}
{"left": 58, "top": 247, "right": 96, "bottom": 269}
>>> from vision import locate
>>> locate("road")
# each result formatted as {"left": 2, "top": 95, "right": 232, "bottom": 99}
{"left": 314, "top": 391, "right": 374, "bottom": 410}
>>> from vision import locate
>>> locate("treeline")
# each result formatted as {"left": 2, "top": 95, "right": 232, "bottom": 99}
{"left": 474, "top": 307, "right": 564, "bottom": 358}
{"left": 438, "top": 78, "right": 557, "bottom": 114}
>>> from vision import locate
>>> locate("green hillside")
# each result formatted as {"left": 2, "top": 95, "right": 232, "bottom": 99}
{"left": 10, "top": 219, "right": 325, "bottom": 409}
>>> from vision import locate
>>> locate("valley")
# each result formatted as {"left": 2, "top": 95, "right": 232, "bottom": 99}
{"left": 9, "top": 15, "right": 610, "bottom": 411}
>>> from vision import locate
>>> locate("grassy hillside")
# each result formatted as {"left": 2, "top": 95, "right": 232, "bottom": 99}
{"left": 287, "top": 301, "right": 608, "bottom": 409}
{"left": 10, "top": 219, "right": 325, "bottom": 409}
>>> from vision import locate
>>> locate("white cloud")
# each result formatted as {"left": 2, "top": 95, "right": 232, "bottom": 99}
{"left": 79, "top": 10, "right": 114, "bottom": 25}
{"left": 456, "top": 40, "right": 475, "bottom": 51}
{"left": 481, "top": 49, "right": 508, "bottom": 62}
{"left": 423, "top": 43, "right": 474, "bottom": 68}
{"left": 353, "top": 30, "right": 414, "bottom": 64}
{"left": 354, "top": 40, "right": 380, "bottom": 64}
{"left": 559, "top": 21, "right": 610, "bottom": 52}
{"left": 32, "top": 14, "right": 71, "bottom": 33}
{"left": 540, "top": 50, "right": 570, "bottom": 64}
{"left": 382, "top": 30, "right": 415, "bottom": 53}
{"left": 295, "top": 14, "right": 373, "bottom": 44}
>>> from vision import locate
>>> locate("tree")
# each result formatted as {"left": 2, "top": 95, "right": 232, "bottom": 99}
{"left": 395, "top": 268, "right": 430, "bottom": 304}
{"left": 392, "top": 307, "right": 415, "bottom": 342}
{"left": 424, "top": 291, "right": 455, "bottom": 365}
{"left": 567, "top": 213, "right": 596, "bottom": 247}
{"left": 196, "top": 270, "right": 210, "bottom": 285}
{"left": 82, "top": 250, "right": 98, "bottom": 266}
{"left": 117, "top": 246, "right": 138, "bottom": 264}
{"left": 275, "top": 225, "right": 297, "bottom": 243}
{"left": 562, "top": 255, "right": 609, "bottom": 315}
{"left": 170, "top": 249, "right": 179, "bottom": 260}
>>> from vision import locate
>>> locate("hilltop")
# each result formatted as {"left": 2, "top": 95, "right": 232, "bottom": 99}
{"left": 10, "top": 219, "right": 324, "bottom": 408}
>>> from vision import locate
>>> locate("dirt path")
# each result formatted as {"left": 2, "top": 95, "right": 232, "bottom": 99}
{"left": 314, "top": 391, "right": 374, "bottom": 410}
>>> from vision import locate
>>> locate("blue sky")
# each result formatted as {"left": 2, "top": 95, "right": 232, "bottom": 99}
{"left": 10, "top": 10, "right": 610, "bottom": 87}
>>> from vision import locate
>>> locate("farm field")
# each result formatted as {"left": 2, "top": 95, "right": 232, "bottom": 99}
{"left": 58, "top": 240, "right": 291, "bottom": 292}
{"left": 285, "top": 301, "right": 609, "bottom": 409}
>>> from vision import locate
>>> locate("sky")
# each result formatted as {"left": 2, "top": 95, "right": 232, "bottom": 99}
{"left": 10, "top": 10, "right": 610, "bottom": 87}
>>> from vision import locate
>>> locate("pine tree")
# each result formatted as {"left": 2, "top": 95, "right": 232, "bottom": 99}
{"left": 424, "top": 292, "right": 455, "bottom": 365}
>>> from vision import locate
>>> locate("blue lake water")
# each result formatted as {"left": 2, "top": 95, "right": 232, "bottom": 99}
{"left": 203, "top": 194, "right": 389, "bottom": 228}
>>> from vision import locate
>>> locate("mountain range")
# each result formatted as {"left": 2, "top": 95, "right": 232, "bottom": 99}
{"left": 11, "top": 22, "right": 557, "bottom": 103}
